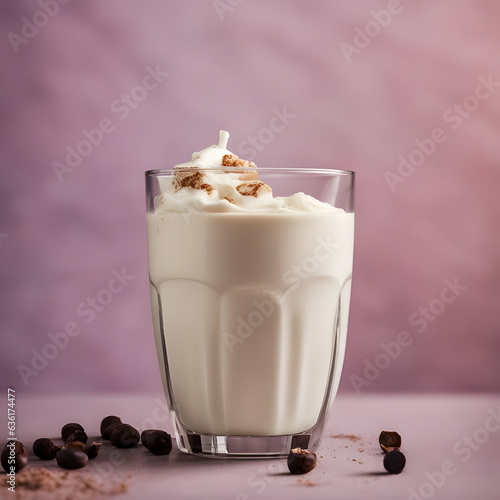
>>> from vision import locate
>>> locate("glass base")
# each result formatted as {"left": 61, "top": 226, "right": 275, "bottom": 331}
{"left": 172, "top": 414, "right": 319, "bottom": 459}
{"left": 177, "top": 433, "right": 314, "bottom": 459}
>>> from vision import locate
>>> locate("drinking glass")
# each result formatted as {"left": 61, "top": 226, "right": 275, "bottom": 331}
{"left": 145, "top": 168, "right": 354, "bottom": 458}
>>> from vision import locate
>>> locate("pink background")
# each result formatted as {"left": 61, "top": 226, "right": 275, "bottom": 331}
{"left": 1, "top": 0, "right": 499, "bottom": 395}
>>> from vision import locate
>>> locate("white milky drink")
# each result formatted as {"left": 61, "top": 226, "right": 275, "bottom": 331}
{"left": 146, "top": 131, "right": 354, "bottom": 456}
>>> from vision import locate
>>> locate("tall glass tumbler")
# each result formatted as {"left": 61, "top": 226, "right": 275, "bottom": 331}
{"left": 146, "top": 168, "right": 354, "bottom": 458}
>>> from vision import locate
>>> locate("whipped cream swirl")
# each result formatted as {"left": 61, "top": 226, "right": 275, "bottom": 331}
{"left": 154, "top": 131, "right": 341, "bottom": 214}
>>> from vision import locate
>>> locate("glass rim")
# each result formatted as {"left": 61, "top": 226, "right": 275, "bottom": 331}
{"left": 145, "top": 167, "right": 355, "bottom": 177}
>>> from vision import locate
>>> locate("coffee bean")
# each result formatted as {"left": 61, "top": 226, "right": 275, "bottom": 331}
{"left": 383, "top": 450, "right": 406, "bottom": 474}
{"left": 33, "top": 438, "right": 59, "bottom": 460}
{"left": 100, "top": 416, "right": 122, "bottom": 439}
{"left": 140, "top": 429, "right": 155, "bottom": 448}
{"left": 145, "top": 430, "right": 172, "bottom": 455}
{"left": 110, "top": 424, "right": 140, "bottom": 448}
{"left": 287, "top": 447, "right": 317, "bottom": 474}
{"left": 103, "top": 422, "right": 121, "bottom": 440}
{"left": 379, "top": 430, "right": 402, "bottom": 453}
{"left": 64, "top": 441, "right": 86, "bottom": 451}
{"left": 56, "top": 447, "right": 88, "bottom": 470}
{"left": 61, "top": 423, "right": 84, "bottom": 443}
{"left": 1, "top": 441, "right": 28, "bottom": 473}
{"left": 85, "top": 441, "right": 102, "bottom": 459}
{"left": 65, "top": 429, "right": 88, "bottom": 444}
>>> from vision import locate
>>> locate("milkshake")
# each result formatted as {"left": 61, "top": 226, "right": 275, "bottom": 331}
{"left": 146, "top": 131, "right": 354, "bottom": 457}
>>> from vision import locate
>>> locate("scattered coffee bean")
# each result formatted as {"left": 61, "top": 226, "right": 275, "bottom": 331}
{"left": 61, "top": 423, "right": 84, "bottom": 443}
{"left": 145, "top": 430, "right": 172, "bottom": 455}
{"left": 103, "top": 421, "right": 121, "bottom": 440}
{"left": 1, "top": 441, "right": 28, "bottom": 473}
{"left": 379, "top": 430, "right": 402, "bottom": 453}
{"left": 33, "top": 438, "right": 59, "bottom": 460}
{"left": 85, "top": 441, "right": 102, "bottom": 459}
{"left": 110, "top": 423, "right": 140, "bottom": 448}
{"left": 65, "top": 429, "right": 88, "bottom": 445}
{"left": 100, "top": 415, "right": 122, "bottom": 439}
{"left": 287, "top": 447, "right": 317, "bottom": 474}
{"left": 56, "top": 446, "right": 88, "bottom": 470}
{"left": 383, "top": 450, "right": 406, "bottom": 474}
{"left": 64, "top": 441, "right": 86, "bottom": 451}
{"left": 141, "top": 429, "right": 155, "bottom": 448}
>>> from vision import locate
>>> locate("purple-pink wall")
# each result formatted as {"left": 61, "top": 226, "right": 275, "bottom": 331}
{"left": 1, "top": 0, "right": 499, "bottom": 395}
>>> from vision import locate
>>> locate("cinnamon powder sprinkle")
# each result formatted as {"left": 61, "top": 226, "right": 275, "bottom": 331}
{"left": 236, "top": 180, "right": 272, "bottom": 197}
{"left": 296, "top": 478, "right": 318, "bottom": 487}
{"left": 3, "top": 467, "right": 129, "bottom": 499}
{"left": 330, "top": 434, "right": 362, "bottom": 442}
{"left": 221, "top": 154, "right": 256, "bottom": 168}
{"left": 173, "top": 170, "right": 213, "bottom": 194}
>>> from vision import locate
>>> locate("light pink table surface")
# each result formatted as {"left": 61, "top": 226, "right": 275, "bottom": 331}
{"left": 2, "top": 394, "right": 499, "bottom": 500}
